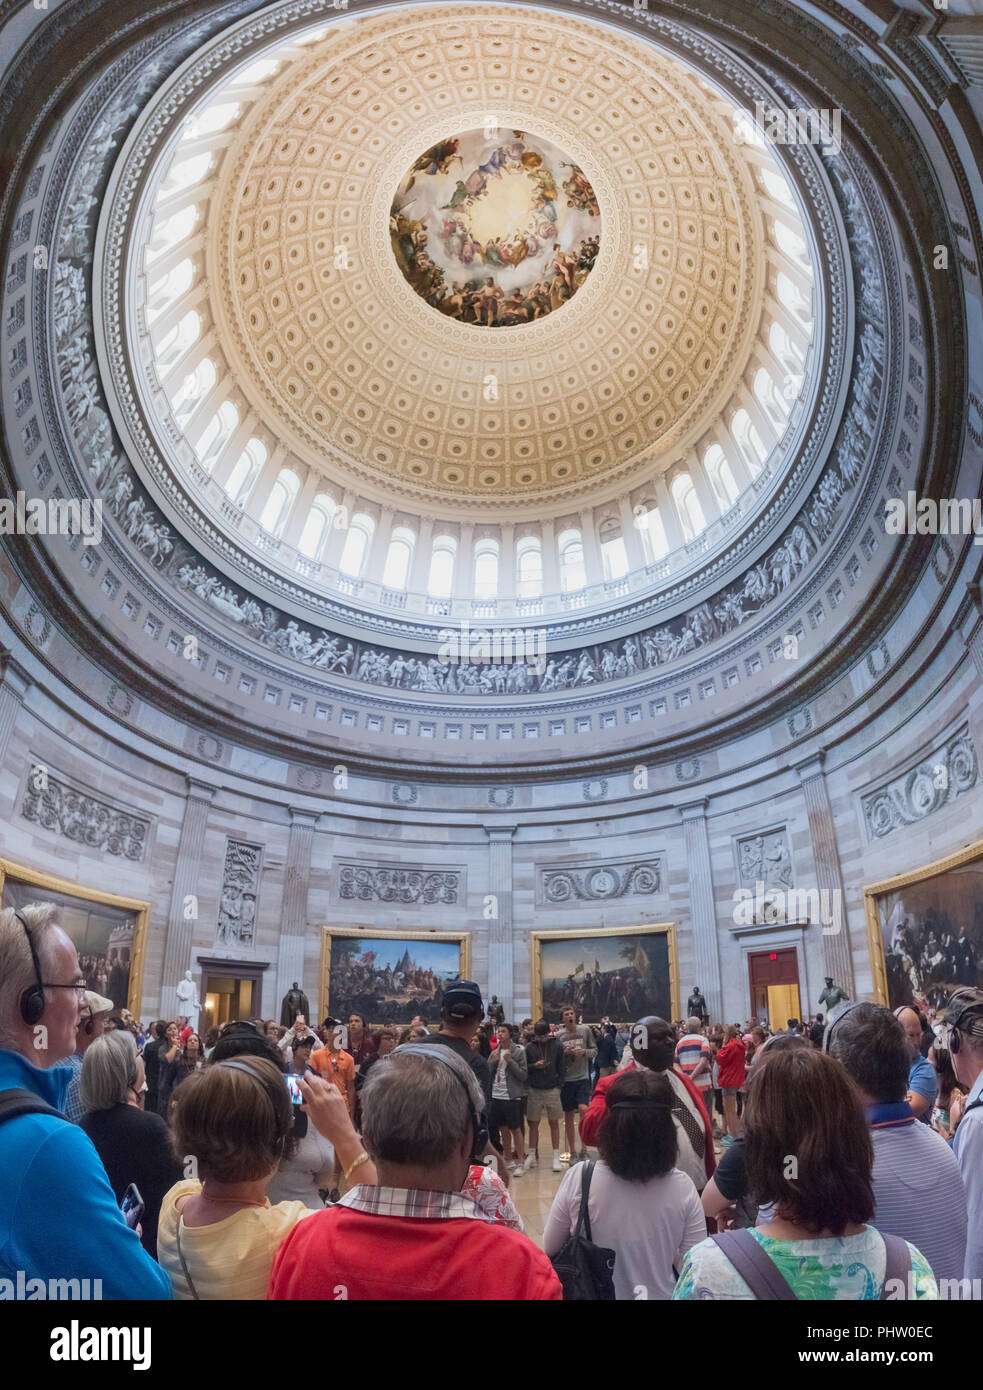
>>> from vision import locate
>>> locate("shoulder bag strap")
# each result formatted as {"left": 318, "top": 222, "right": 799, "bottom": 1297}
{"left": 175, "top": 1216, "right": 201, "bottom": 1301}
{"left": 710, "top": 1229, "right": 798, "bottom": 1300}
{"left": 574, "top": 1160, "right": 595, "bottom": 1244}
{"left": 879, "top": 1232, "right": 911, "bottom": 1300}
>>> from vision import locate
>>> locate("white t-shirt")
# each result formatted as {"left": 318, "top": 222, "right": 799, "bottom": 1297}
{"left": 492, "top": 1052, "right": 510, "bottom": 1101}
{"left": 543, "top": 1160, "right": 706, "bottom": 1301}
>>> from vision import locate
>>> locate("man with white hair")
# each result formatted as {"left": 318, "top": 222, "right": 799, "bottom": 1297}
{"left": 62, "top": 987, "right": 114, "bottom": 1123}
{"left": 269, "top": 1044, "right": 561, "bottom": 1300}
{"left": 0, "top": 903, "right": 171, "bottom": 1298}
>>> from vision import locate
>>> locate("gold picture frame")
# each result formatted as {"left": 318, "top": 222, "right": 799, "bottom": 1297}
{"left": 530, "top": 922, "right": 678, "bottom": 1025}
{"left": 863, "top": 836, "right": 983, "bottom": 1008}
{"left": 318, "top": 926, "right": 471, "bottom": 1025}
{"left": 0, "top": 857, "right": 150, "bottom": 1017}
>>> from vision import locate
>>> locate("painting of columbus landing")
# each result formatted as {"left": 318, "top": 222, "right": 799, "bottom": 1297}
{"left": 532, "top": 925, "right": 677, "bottom": 1026}
{"left": 865, "top": 840, "right": 983, "bottom": 1012}
{"left": 390, "top": 127, "right": 601, "bottom": 325}
{"left": 319, "top": 928, "right": 470, "bottom": 1025}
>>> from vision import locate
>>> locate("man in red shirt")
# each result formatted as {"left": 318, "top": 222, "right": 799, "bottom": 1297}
{"left": 269, "top": 1045, "right": 561, "bottom": 1301}
{"left": 580, "top": 1015, "right": 715, "bottom": 1191}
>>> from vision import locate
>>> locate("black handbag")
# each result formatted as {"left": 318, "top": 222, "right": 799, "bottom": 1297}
{"left": 550, "top": 1160, "right": 617, "bottom": 1300}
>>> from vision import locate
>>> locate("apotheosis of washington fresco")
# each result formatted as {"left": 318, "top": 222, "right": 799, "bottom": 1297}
{"left": 390, "top": 127, "right": 601, "bottom": 325}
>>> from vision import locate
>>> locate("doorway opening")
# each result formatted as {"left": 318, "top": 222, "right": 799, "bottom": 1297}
{"left": 748, "top": 947, "right": 801, "bottom": 1032}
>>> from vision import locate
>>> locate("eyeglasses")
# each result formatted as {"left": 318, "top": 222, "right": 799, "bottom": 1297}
{"left": 42, "top": 979, "right": 88, "bottom": 995}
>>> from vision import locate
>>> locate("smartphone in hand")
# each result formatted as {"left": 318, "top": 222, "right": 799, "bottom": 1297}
{"left": 120, "top": 1183, "right": 144, "bottom": 1230}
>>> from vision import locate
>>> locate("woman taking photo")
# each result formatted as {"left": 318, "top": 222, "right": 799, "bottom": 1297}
{"left": 158, "top": 1057, "right": 376, "bottom": 1298}
{"left": 674, "top": 1048, "right": 937, "bottom": 1300}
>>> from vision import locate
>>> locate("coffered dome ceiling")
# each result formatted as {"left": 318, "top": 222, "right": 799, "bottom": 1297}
{"left": 151, "top": 5, "right": 780, "bottom": 513}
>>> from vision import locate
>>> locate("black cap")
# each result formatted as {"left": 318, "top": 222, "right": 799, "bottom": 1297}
{"left": 442, "top": 979, "right": 483, "bottom": 1019}
{"left": 322, "top": 1016, "right": 341, "bottom": 1029}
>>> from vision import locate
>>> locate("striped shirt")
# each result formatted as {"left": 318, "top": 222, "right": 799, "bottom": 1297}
{"left": 674, "top": 1033, "right": 712, "bottom": 1088}
{"left": 866, "top": 1102, "right": 968, "bottom": 1289}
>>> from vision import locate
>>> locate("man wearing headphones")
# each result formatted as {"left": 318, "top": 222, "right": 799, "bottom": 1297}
{"left": 0, "top": 904, "right": 171, "bottom": 1298}
{"left": 269, "top": 1044, "right": 561, "bottom": 1300}
{"left": 944, "top": 987, "right": 983, "bottom": 1282}
{"left": 62, "top": 987, "right": 114, "bottom": 1123}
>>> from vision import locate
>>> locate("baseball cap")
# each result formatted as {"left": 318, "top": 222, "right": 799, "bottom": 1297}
{"left": 82, "top": 990, "right": 114, "bottom": 1017}
{"left": 442, "top": 979, "right": 483, "bottom": 1019}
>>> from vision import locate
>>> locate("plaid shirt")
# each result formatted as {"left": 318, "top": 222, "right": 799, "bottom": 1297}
{"left": 62, "top": 1051, "right": 86, "bottom": 1124}
{"left": 336, "top": 1184, "right": 496, "bottom": 1223}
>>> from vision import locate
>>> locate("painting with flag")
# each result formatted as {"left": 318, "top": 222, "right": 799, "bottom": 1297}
{"left": 319, "top": 927, "right": 470, "bottom": 1025}
{"left": 531, "top": 923, "right": 676, "bottom": 1025}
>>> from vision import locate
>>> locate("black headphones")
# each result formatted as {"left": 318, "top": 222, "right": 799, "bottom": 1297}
{"left": 15, "top": 911, "right": 46, "bottom": 1026}
{"left": 822, "top": 1001, "right": 861, "bottom": 1053}
{"left": 392, "top": 1045, "right": 489, "bottom": 1163}
{"left": 216, "top": 1060, "right": 292, "bottom": 1159}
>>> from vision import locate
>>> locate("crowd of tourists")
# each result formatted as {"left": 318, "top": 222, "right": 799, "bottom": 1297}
{"left": 2, "top": 900, "right": 982, "bottom": 1301}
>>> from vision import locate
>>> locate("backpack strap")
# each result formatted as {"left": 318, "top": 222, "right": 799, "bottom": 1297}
{"left": 0, "top": 1087, "right": 64, "bottom": 1125}
{"left": 710, "top": 1229, "right": 798, "bottom": 1300}
{"left": 574, "top": 1160, "right": 595, "bottom": 1244}
{"left": 879, "top": 1232, "right": 911, "bottom": 1300}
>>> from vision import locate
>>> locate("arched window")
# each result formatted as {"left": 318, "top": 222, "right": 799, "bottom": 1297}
{"left": 732, "top": 409, "right": 767, "bottom": 473}
{"left": 339, "top": 513, "right": 374, "bottom": 578}
{"left": 704, "top": 443, "right": 739, "bottom": 508}
{"left": 769, "top": 320, "right": 803, "bottom": 371}
{"left": 171, "top": 356, "right": 215, "bottom": 423}
{"left": 162, "top": 153, "right": 214, "bottom": 194}
{"left": 516, "top": 536, "right": 542, "bottom": 597}
{"left": 600, "top": 530, "right": 628, "bottom": 582}
{"left": 636, "top": 504, "right": 669, "bottom": 562}
{"left": 558, "top": 529, "right": 586, "bottom": 592}
{"left": 754, "top": 366, "right": 787, "bottom": 428}
{"left": 298, "top": 494, "right": 336, "bottom": 560}
{"left": 155, "top": 310, "right": 200, "bottom": 368}
{"left": 773, "top": 220, "right": 811, "bottom": 269}
{"left": 382, "top": 526, "right": 415, "bottom": 590}
{"left": 758, "top": 166, "right": 795, "bottom": 207}
{"left": 146, "top": 258, "right": 195, "bottom": 321}
{"left": 260, "top": 468, "right": 299, "bottom": 538}
{"left": 148, "top": 207, "right": 199, "bottom": 264}
{"left": 473, "top": 539, "right": 499, "bottom": 599}
{"left": 672, "top": 473, "right": 706, "bottom": 541}
{"left": 197, "top": 401, "right": 239, "bottom": 469}
{"left": 428, "top": 535, "right": 457, "bottom": 597}
{"left": 226, "top": 438, "right": 266, "bottom": 506}
{"left": 776, "top": 271, "right": 811, "bottom": 325}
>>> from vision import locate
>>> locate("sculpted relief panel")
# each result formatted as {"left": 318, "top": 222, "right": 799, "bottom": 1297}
{"left": 538, "top": 856, "right": 664, "bottom": 906}
{"left": 861, "top": 727, "right": 979, "bottom": 840}
{"left": 216, "top": 840, "right": 263, "bottom": 946}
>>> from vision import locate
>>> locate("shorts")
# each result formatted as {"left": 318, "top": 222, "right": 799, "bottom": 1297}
{"left": 561, "top": 1079, "right": 592, "bottom": 1112}
{"left": 489, "top": 1097, "right": 523, "bottom": 1132}
{"left": 527, "top": 1087, "right": 562, "bottom": 1122}
{"left": 722, "top": 1086, "right": 740, "bottom": 1097}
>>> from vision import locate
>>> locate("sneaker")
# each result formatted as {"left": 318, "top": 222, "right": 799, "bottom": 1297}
{"left": 568, "top": 1153, "right": 584, "bottom": 1167}
{"left": 522, "top": 1153, "right": 537, "bottom": 1172}
{"left": 552, "top": 1153, "right": 562, "bottom": 1172}
{"left": 577, "top": 1148, "right": 589, "bottom": 1162}
{"left": 559, "top": 1151, "right": 571, "bottom": 1163}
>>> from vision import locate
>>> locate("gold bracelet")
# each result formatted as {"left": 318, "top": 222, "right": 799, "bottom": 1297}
{"left": 344, "top": 1151, "right": 371, "bottom": 1183}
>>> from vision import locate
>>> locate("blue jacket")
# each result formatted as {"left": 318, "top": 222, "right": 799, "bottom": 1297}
{"left": 0, "top": 1049, "right": 172, "bottom": 1299}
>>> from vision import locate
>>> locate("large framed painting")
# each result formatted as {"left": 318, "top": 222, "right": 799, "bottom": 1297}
{"left": 531, "top": 924, "right": 678, "bottom": 1026}
{"left": 319, "top": 927, "right": 471, "bottom": 1026}
{"left": 864, "top": 838, "right": 983, "bottom": 1011}
{"left": 0, "top": 858, "right": 149, "bottom": 1016}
